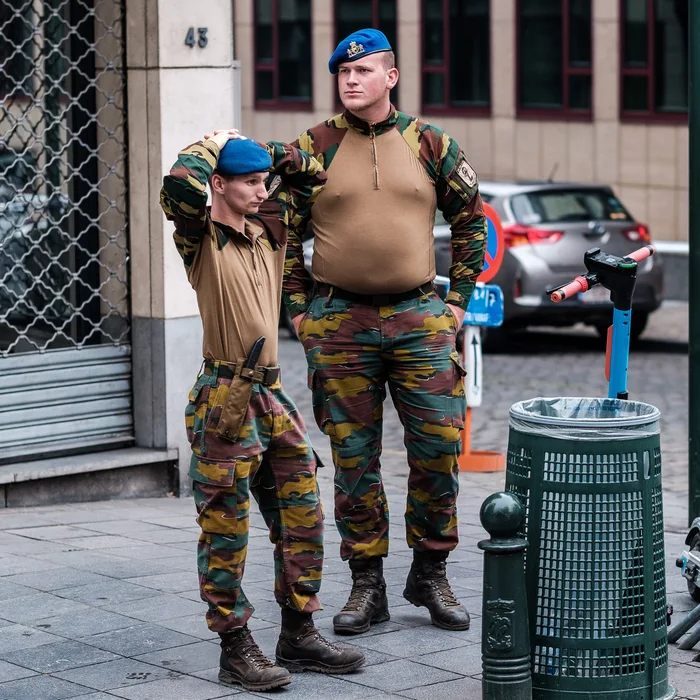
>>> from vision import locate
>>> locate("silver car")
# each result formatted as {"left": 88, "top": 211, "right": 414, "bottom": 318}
{"left": 433, "top": 181, "right": 663, "bottom": 349}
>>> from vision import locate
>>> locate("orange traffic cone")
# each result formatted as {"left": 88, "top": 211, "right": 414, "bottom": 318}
{"left": 457, "top": 407, "right": 505, "bottom": 472}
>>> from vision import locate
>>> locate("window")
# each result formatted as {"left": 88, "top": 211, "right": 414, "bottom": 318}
{"left": 421, "top": 0, "right": 490, "bottom": 114}
{"left": 620, "top": 0, "right": 688, "bottom": 121}
{"left": 0, "top": 1, "right": 33, "bottom": 98}
{"left": 334, "top": 0, "right": 398, "bottom": 107}
{"left": 254, "top": 0, "right": 312, "bottom": 109}
{"left": 517, "top": 0, "right": 592, "bottom": 118}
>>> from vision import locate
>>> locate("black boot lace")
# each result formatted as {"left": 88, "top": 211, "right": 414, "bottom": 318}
{"left": 224, "top": 629, "right": 275, "bottom": 669}
{"left": 422, "top": 563, "right": 460, "bottom": 607}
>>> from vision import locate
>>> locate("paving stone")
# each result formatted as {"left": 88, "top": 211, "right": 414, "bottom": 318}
{"left": 29, "top": 609, "right": 138, "bottom": 639}
{"left": 347, "top": 625, "right": 474, "bottom": 658}
{"left": 0, "top": 594, "right": 91, "bottom": 624}
{"left": 81, "top": 623, "right": 200, "bottom": 656}
{"left": 0, "top": 660, "right": 36, "bottom": 682}
{"left": 253, "top": 672, "right": 374, "bottom": 700}
{"left": 55, "top": 658, "right": 176, "bottom": 691}
{"left": 108, "top": 673, "right": 234, "bottom": 699}
{"left": 152, "top": 614, "right": 218, "bottom": 640}
{"left": 0, "top": 580, "right": 36, "bottom": 601}
{"left": 396, "top": 675, "right": 482, "bottom": 700}
{"left": 124, "top": 571, "right": 198, "bottom": 594}
{"left": 0, "top": 639, "right": 119, "bottom": 673}
{"left": 0, "top": 554, "right": 62, "bottom": 578}
{"left": 0, "top": 674, "right": 93, "bottom": 700}
{"left": 56, "top": 580, "right": 160, "bottom": 606}
{"left": 58, "top": 536, "right": 148, "bottom": 551}
{"left": 0, "top": 624, "right": 63, "bottom": 654}
{"left": 77, "top": 521, "right": 174, "bottom": 536}
{"left": 4, "top": 568, "right": 113, "bottom": 593}
{"left": 414, "top": 643, "right": 483, "bottom": 676}
{"left": 134, "top": 640, "right": 220, "bottom": 673}
{"left": 4, "top": 526, "right": 98, "bottom": 541}
{"left": 101, "top": 593, "right": 205, "bottom": 622}
{"left": 344, "top": 658, "right": 460, "bottom": 693}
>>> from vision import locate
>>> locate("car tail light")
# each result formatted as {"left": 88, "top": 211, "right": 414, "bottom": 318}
{"left": 503, "top": 224, "right": 563, "bottom": 247}
{"left": 623, "top": 223, "right": 651, "bottom": 243}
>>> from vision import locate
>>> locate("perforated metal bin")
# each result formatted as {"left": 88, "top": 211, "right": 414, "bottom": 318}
{"left": 505, "top": 397, "right": 673, "bottom": 700}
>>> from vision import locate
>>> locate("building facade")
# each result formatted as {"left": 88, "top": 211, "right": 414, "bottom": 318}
{"left": 235, "top": 0, "right": 689, "bottom": 243}
{"left": 0, "top": 0, "right": 689, "bottom": 502}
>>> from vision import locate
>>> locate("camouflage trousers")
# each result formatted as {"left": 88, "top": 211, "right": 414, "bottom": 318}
{"left": 186, "top": 360, "right": 324, "bottom": 632}
{"left": 298, "top": 290, "right": 467, "bottom": 561}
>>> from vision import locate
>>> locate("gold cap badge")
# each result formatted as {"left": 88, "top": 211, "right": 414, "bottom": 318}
{"left": 346, "top": 41, "right": 364, "bottom": 58}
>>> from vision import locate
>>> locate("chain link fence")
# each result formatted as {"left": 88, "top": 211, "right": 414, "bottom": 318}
{"left": 0, "top": 0, "right": 128, "bottom": 356}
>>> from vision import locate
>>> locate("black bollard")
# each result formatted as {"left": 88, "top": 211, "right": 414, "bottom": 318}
{"left": 479, "top": 492, "right": 532, "bottom": 700}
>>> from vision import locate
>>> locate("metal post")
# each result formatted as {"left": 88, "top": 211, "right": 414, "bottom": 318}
{"left": 479, "top": 492, "right": 532, "bottom": 700}
{"left": 691, "top": 1, "right": 700, "bottom": 525}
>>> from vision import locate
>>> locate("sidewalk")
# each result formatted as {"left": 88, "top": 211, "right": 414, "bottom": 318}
{"left": 0, "top": 467, "right": 696, "bottom": 700}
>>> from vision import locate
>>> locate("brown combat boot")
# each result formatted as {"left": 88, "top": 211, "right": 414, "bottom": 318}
{"left": 333, "top": 557, "right": 390, "bottom": 634}
{"left": 276, "top": 609, "right": 365, "bottom": 673}
{"left": 403, "top": 551, "right": 470, "bottom": 630}
{"left": 219, "top": 626, "right": 291, "bottom": 691}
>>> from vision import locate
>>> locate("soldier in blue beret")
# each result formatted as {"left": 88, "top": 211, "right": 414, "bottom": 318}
{"left": 284, "top": 29, "right": 487, "bottom": 636}
{"left": 160, "top": 130, "right": 364, "bottom": 690}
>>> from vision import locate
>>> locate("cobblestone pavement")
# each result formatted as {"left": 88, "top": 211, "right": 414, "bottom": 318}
{"left": 0, "top": 302, "right": 696, "bottom": 699}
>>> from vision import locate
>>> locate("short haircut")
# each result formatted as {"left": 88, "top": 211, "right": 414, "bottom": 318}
{"left": 382, "top": 51, "right": 395, "bottom": 70}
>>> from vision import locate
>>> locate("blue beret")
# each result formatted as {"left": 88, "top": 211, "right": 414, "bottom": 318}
{"left": 216, "top": 138, "right": 272, "bottom": 176}
{"left": 329, "top": 28, "right": 392, "bottom": 75}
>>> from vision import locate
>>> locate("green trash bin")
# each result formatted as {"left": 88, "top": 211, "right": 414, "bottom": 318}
{"left": 505, "top": 397, "right": 674, "bottom": 700}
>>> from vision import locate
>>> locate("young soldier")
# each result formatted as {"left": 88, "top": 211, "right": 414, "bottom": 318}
{"left": 284, "top": 30, "right": 486, "bottom": 635}
{"left": 161, "top": 130, "right": 364, "bottom": 691}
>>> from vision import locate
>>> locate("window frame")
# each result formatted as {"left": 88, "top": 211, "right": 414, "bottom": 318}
{"left": 618, "top": 0, "right": 688, "bottom": 124}
{"left": 253, "top": 0, "right": 314, "bottom": 112}
{"left": 419, "top": 0, "right": 492, "bottom": 117}
{"left": 515, "top": 0, "right": 593, "bottom": 122}
{"left": 332, "top": 0, "right": 399, "bottom": 110}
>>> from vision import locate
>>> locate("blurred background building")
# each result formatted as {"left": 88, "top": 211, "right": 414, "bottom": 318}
{"left": 0, "top": 0, "right": 689, "bottom": 502}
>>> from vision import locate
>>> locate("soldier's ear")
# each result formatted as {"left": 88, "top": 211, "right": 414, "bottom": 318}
{"left": 210, "top": 173, "right": 225, "bottom": 194}
{"left": 386, "top": 67, "right": 399, "bottom": 90}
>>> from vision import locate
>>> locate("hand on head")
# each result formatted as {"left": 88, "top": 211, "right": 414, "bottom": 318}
{"left": 205, "top": 129, "right": 246, "bottom": 149}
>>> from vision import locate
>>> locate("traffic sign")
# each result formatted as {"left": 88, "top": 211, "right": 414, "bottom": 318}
{"left": 477, "top": 202, "right": 505, "bottom": 284}
{"left": 464, "top": 326, "right": 482, "bottom": 407}
{"left": 464, "top": 283, "right": 504, "bottom": 327}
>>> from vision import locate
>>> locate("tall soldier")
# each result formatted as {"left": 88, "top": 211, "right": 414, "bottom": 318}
{"left": 161, "top": 130, "right": 364, "bottom": 691}
{"left": 283, "top": 30, "right": 486, "bottom": 635}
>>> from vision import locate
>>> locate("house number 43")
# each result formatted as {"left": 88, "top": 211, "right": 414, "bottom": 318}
{"left": 185, "top": 27, "right": 208, "bottom": 48}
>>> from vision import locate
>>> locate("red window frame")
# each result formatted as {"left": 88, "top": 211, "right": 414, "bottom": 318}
{"left": 516, "top": 0, "right": 593, "bottom": 121}
{"left": 253, "top": 0, "right": 313, "bottom": 112}
{"left": 332, "top": 0, "right": 398, "bottom": 110}
{"left": 420, "top": 0, "right": 491, "bottom": 117}
{"left": 619, "top": 0, "right": 688, "bottom": 124}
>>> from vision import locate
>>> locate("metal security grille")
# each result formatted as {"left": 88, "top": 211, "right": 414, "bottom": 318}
{"left": 0, "top": 0, "right": 132, "bottom": 461}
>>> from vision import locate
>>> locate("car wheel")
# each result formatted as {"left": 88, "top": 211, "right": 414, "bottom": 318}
{"left": 594, "top": 311, "right": 649, "bottom": 342}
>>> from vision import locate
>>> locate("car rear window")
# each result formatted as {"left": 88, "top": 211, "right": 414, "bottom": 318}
{"left": 510, "top": 189, "right": 632, "bottom": 224}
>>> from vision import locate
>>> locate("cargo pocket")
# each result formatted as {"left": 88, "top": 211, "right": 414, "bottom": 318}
{"left": 215, "top": 376, "right": 255, "bottom": 443}
{"left": 449, "top": 351, "right": 467, "bottom": 429}
{"left": 186, "top": 375, "right": 211, "bottom": 451}
{"left": 308, "top": 368, "right": 336, "bottom": 437}
{"left": 189, "top": 456, "right": 237, "bottom": 488}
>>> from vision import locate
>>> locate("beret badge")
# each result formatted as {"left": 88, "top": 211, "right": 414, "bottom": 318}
{"left": 346, "top": 41, "right": 364, "bottom": 58}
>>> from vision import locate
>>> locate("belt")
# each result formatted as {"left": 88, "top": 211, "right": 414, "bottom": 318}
{"left": 203, "top": 359, "right": 280, "bottom": 386}
{"left": 315, "top": 282, "right": 434, "bottom": 307}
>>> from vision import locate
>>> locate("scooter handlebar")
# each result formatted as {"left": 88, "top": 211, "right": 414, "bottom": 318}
{"left": 550, "top": 276, "right": 590, "bottom": 303}
{"left": 625, "top": 244, "right": 655, "bottom": 263}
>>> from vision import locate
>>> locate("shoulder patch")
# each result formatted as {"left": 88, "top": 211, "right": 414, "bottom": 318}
{"left": 454, "top": 153, "right": 477, "bottom": 189}
{"left": 267, "top": 175, "right": 282, "bottom": 197}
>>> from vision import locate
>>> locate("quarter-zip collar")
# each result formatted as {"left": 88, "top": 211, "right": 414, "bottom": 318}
{"left": 209, "top": 212, "right": 269, "bottom": 250}
{"left": 343, "top": 105, "right": 398, "bottom": 137}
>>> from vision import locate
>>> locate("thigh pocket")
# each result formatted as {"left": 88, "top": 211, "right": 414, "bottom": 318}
{"left": 186, "top": 375, "right": 211, "bottom": 451}
{"left": 308, "top": 368, "right": 336, "bottom": 437}
{"left": 189, "top": 456, "right": 236, "bottom": 488}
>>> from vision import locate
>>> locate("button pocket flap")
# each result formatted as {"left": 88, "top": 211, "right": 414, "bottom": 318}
{"left": 189, "top": 456, "right": 236, "bottom": 487}
{"left": 450, "top": 351, "right": 467, "bottom": 377}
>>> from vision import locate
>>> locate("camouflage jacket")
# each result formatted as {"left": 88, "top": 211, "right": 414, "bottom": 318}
{"left": 160, "top": 139, "right": 326, "bottom": 271}
{"left": 283, "top": 108, "right": 486, "bottom": 316}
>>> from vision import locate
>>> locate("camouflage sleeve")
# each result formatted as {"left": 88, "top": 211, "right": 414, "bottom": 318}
{"left": 160, "top": 140, "right": 219, "bottom": 271}
{"left": 434, "top": 134, "right": 487, "bottom": 311}
{"left": 280, "top": 129, "right": 320, "bottom": 317}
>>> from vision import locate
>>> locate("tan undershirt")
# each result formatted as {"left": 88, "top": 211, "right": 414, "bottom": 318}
{"left": 310, "top": 127, "right": 437, "bottom": 294}
{"left": 188, "top": 219, "right": 282, "bottom": 367}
